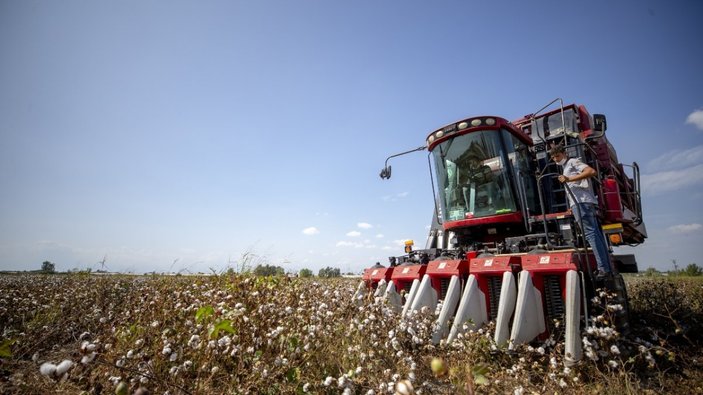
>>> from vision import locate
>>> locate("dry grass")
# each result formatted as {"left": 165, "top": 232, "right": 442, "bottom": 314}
{"left": 0, "top": 273, "right": 701, "bottom": 394}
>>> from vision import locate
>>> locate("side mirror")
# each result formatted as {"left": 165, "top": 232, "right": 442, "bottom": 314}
{"left": 379, "top": 165, "right": 392, "bottom": 179}
{"left": 593, "top": 114, "right": 607, "bottom": 133}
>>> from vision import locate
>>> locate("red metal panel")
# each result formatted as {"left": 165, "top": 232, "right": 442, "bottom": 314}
{"left": 470, "top": 255, "right": 522, "bottom": 319}
{"left": 362, "top": 266, "right": 393, "bottom": 289}
{"left": 425, "top": 259, "right": 469, "bottom": 278}
{"left": 470, "top": 255, "right": 522, "bottom": 274}
{"left": 521, "top": 252, "right": 581, "bottom": 273}
{"left": 443, "top": 212, "right": 523, "bottom": 230}
{"left": 426, "top": 259, "right": 470, "bottom": 299}
{"left": 391, "top": 264, "right": 427, "bottom": 292}
{"left": 603, "top": 177, "right": 624, "bottom": 222}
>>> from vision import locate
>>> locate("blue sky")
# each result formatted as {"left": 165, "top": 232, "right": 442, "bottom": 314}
{"left": 1, "top": 0, "right": 702, "bottom": 273}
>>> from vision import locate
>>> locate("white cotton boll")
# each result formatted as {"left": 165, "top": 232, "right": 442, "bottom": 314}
{"left": 395, "top": 379, "right": 414, "bottom": 395}
{"left": 40, "top": 362, "right": 57, "bottom": 377}
{"left": 81, "top": 352, "right": 97, "bottom": 364}
{"left": 387, "top": 382, "right": 395, "bottom": 393}
{"left": 79, "top": 331, "right": 90, "bottom": 340}
{"left": 169, "top": 352, "right": 178, "bottom": 362}
{"left": 55, "top": 360, "right": 73, "bottom": 375}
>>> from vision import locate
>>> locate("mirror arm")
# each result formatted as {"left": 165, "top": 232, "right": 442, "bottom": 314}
{"left": 380, "top": 145, "right": 427, "bottom": 179}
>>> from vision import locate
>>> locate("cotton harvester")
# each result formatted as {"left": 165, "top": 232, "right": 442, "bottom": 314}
{"left": 360, "top": 98, "right": 647, "bottom": 366}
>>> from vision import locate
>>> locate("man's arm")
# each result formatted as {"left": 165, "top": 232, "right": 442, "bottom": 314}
{"left": 558, "top": 159, "right": 596, "bottom": 183}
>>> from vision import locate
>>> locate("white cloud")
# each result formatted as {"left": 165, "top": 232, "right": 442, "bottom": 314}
{"left": 647, "top": 145, "right": 703, "bottom": 172}
{"left": 641, "top": 163, "right": 703, "bottom": 194}
{"left": 382, "top": 192, "right": 410, "bottom": 202}
{"left": 336, "top": 241, "right": 364, "bottom": 248}
{"left": 302, "top": 227, "right": 319, "bottom": 235}
{"left": 667, "top": 223, "right": 702, "bottom": 234}
{"left": 346, "top": 230, "right": 361, "bottom": 237}
{"left": 358, "top": 222, "right": 373, "bottom": 229}
{"left": 376, "top": 234, "right": 384, "bottom": 238}
{"left": 686, "top": 109, "right": 703, "bottom": 130}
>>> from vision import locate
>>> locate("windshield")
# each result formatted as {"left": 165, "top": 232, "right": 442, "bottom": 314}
{"left": 532, "top": 108, "right": 578, "bottom": 141}
{"left": 432, "top": 129, "right": 517, "bottom": 221}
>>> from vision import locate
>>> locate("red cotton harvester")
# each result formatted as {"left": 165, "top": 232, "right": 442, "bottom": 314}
{"left": 358, "top": 98, "right": 647, "bottom": 366}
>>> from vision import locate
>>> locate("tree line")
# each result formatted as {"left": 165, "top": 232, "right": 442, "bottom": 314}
{"left": 36, "top": 260, "right": 347, "bottom": 277}
{"left": 252, "top": 264, "right": 342, "bottom": 278}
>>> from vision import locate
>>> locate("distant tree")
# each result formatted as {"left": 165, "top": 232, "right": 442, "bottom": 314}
{"left": 253, "top": 264, "right": 285, "bottom": 276}
{"left": 41, "top": 261, "right": 56, "bottom": 273}
{"left": 318, "top": 267, "right": 341, "bottom": 278}
{"left": 643, "top": 267, "right": 660, "bottom": 277}
{"left": 299, "top": 268, "right": 313, "bottom": 278}
{"left": 683, "top": 263, "right": 702, "bottom": 277}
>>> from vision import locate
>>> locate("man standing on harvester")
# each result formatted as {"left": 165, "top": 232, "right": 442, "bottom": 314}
{"left": 549, "top": 144, "right": 613, "bottom": 284}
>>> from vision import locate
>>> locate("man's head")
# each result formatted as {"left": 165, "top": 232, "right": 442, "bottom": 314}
{"left": 549, "top": 145, "right": 567, "bottom": 165}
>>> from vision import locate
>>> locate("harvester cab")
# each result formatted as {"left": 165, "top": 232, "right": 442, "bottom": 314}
{"left": 362, "top": 98, "right": 647, "bottom": 366}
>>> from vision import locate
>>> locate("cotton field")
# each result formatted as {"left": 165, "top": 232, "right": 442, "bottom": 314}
{"left": 0, "top": 274, "right": 701, "bottom": 394}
